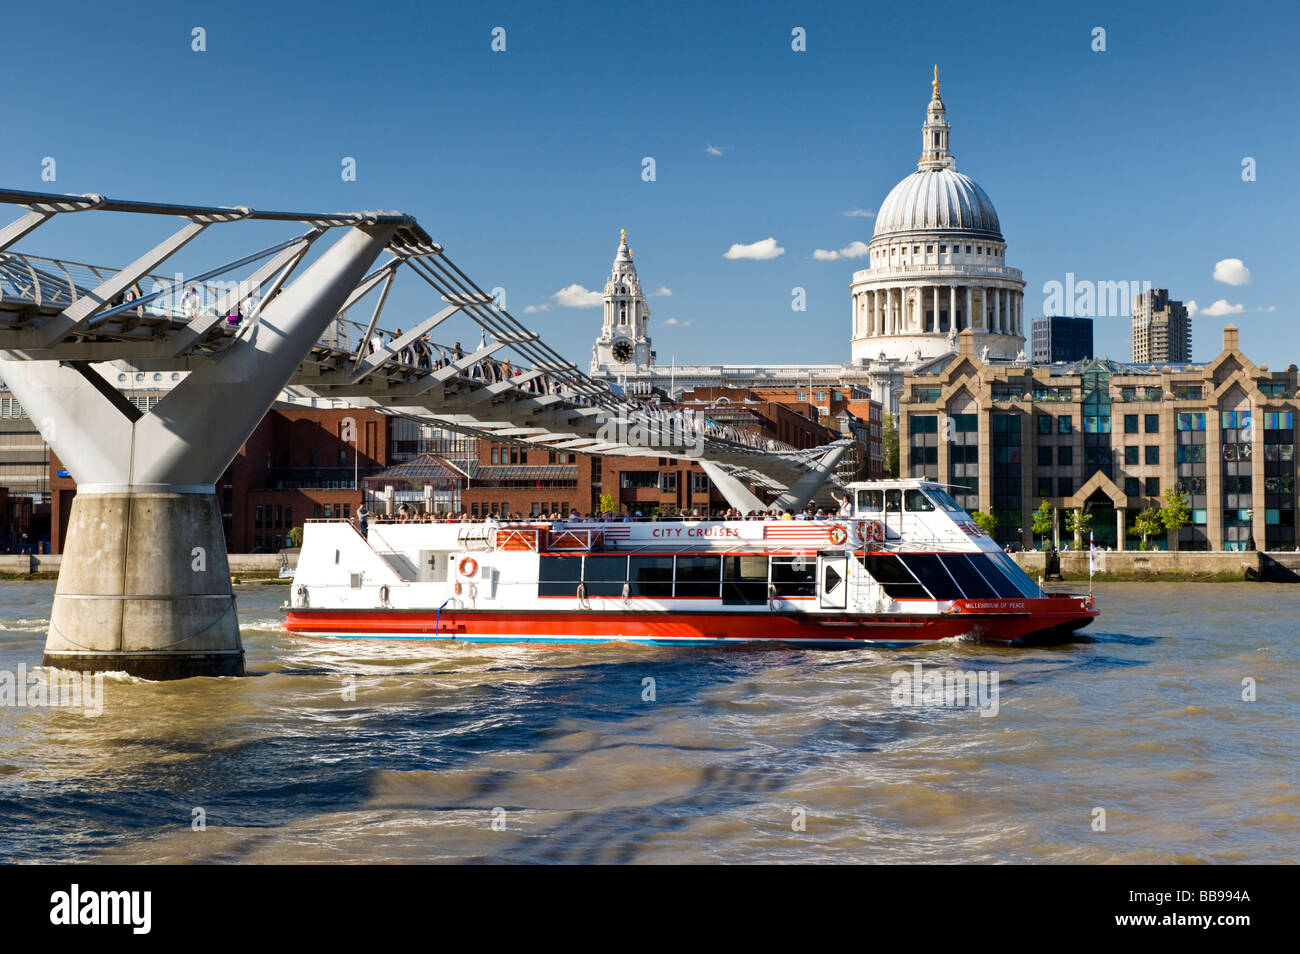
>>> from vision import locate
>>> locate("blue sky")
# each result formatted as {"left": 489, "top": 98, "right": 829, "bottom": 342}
{"left": 1, "top": 0, "right": 1296, "bottom": 366}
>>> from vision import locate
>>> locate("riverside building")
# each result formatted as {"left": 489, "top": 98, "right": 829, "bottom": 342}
{"left": 900, "top": 326, "right": 1298, "bottom": 551}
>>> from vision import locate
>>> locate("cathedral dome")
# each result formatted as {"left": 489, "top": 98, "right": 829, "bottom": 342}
{"left": 873, "top": 168, "right": 1002, "bottom": 240}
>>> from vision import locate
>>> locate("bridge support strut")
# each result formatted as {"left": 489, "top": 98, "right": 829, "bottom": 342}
{"left": 0, "top": 224, "right": 397, "bottom": 679}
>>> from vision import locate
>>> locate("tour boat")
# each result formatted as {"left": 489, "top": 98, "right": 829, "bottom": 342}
{"left": 283, "top": 479, "right": 1098, "bottom": 648}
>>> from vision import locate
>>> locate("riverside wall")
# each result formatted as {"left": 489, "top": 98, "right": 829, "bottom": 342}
{"left": 1012, "top": 550, "right": 1300, "bottom": 583}
{"left": 0, "top": 552, "right": 298, "bottom": 578}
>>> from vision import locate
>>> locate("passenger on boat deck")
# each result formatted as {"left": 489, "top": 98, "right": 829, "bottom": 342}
{"left": 814, "top": 509, "right": 827, "bottom": 520}
{"left": 781, "top": 511, "right": 794, "bottom": 521}
{"left": 794, "top": 510, "right": 807, "bottom": 520}
{"left": 830, "top": 491, "right": 853, "bottom": 517}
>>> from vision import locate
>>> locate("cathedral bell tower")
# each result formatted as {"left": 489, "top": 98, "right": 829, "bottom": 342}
{"left": 591, "top": 229, "right": 654, "bottom": 374}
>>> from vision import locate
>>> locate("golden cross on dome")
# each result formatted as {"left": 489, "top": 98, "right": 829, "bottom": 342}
{"left": 621, "top": 228, "right": 626, "bottom": 245}
{"left": 932, "top": 64, "right": 940, "bottom": 100}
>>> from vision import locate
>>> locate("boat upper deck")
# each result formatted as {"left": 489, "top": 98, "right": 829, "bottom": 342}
{"left": 328, "top": 484, "right": 993, "bottom": 555}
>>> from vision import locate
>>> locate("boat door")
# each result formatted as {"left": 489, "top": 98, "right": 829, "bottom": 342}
{"left": 818, "top": 551, "right": 849, "bottom": 609}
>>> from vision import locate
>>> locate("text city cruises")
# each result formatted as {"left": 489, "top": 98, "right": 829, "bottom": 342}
{"left": 284, "top": 480, "right": 1099, "bottom": 648}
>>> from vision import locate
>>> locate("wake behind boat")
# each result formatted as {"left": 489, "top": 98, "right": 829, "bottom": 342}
{"left": 283, "top": 479, "right": 1098, "bottom": 648}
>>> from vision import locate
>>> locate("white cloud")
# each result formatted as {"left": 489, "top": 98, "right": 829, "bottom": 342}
{"left": 1201, "top": 299, "right": 1244, "bottom": 316}
{"left": 724, "top": 237, "right": 785, "bottom": 261}
{"left": 552, "top": 284, "right": 604, "bottom": 308}
{"left": 842, "top": 208, "right": 876, "bottom": 218}
{"left": 1255, "top": 305, "right": 1277, "bottom": 312}
{"left": 1213, "top": 258, "right": 1252, "bottom": 285}
{"left": 664, "top": 317, "right": 693, "bottom": 327}
{"left": 705, "top": 143, "right": 725, "bottom": 156}
{"left": 652, "top": 286, "right": 672, "bottom": 297}
{"left": 522, "top": 303, "right": 551, "bottom": 314}
{"left": 1186, "top": 300, "right": 1199, "bottom": 317}
{"left": 813, "top": 240, "right": 870, "bottom": 261}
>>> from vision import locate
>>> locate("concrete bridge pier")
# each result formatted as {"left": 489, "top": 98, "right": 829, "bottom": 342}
{"left": 49, "top": 486, "right": 242, "bottom": 679}
{"left": 0, "top": 223, "right": 398, "bottom": 679}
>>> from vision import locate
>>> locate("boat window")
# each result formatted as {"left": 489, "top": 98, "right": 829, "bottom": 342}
{"left": 723, "top": 554, "right": 768, "bottom": 605}
{"left": 986, "top": 551, "right": 1043, "bottom": 598}
{"left": 925, "top": 488, "right": 965, "bottom": 512}
{"left": 824, "top": 564, "right": 843, "bottom": 592}
{"left": 898, "top": 554, "right": 963, "bottom": 600}
{"left": 857, "top": 553, "right": 928, "bottom": 599}
{"left": 965, "top": 554, "right": 1025, "bottom": 599}
{"left": 937, "top": 554, "right": 999, "bottom": 599}
{"left": 539, "top": 555, "right": 582, "bottom": 596}
{"left": 674, "top": 555, "right": 722, "bottom": 598}
{"left": 884, "top": 489, "right": 902, "bottom": 512}
{"left": 583, "top": 555, "right": 629, "bottom": 597}
{"left": 904, "top": 490, "right": 935, "bottom": 512}
{"left": 770, "top": 555, "right": 816, "bottom": 597}
{"left": 628, "top": 556, "right": 673, "bottom": 597}
{"left": 856, "top": 489, "right": 883, "bottom": 513}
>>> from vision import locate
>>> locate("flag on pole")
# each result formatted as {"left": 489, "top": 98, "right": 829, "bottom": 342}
{"left": 1088, "top": 530, "right": 1097, "bottom": 593}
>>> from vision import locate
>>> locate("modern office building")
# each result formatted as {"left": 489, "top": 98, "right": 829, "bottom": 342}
{"left": 901, "top": 325, "right": 1297, "bottom": 551}
{"left": 1132, "top": 289, "right": 1192, "bottom": 363}
{"left": 1031, "top": 315, "right": 1094, "bottom": 363}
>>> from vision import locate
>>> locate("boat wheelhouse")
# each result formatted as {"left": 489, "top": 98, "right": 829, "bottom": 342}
{"left": 284, "top": 479, "right": 1097, "bottom": 647}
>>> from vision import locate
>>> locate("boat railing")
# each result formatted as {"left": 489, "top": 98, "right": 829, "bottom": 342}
{"left": 493, "top": 527, "right": 540, "bottom": 552}
{"left": 457, "top": 526, "right": 494, "bottom": 551}
{"left": 545, "top": 528, "right": 605, "bottom": 551}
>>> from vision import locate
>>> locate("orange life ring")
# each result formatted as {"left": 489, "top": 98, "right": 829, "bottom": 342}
{"left": 454, "top": 581, "right": 462, "bottom": 596}
{"left": 854, "top": 520, "right": 869, "bottom": 541}
{"left": 828, "top": 525, "right": 847, "bottom": 546}
{"left": 869, "top": 520, "right": 885, "bottom": 542}
{"left": 458, "top": 557, "right": 478, "bottom": 577}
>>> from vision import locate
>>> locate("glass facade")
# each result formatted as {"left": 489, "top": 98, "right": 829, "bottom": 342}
{"left": 991, "top": 414, "right": 1022, "bottom": 546}
{"left": 908, "top": 414, "right": 939, "bottom": 479}
{"left": 1176, "top": 411, "right": 1209, "bottom": 550}
{"left": 1263, "top": 411, "right": 1295, "bottom": 549}
{"left": 947, "top": 413, "right": 979, "bottom": 512}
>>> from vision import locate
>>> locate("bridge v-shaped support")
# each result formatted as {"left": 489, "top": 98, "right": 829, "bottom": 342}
{"left": 697, "top": 461, "right": 767, "bottom": 513}
{"left": 0, "top": 225, "right": 396, "bottom": 679}
{"left": 770, "top": 443, "right": 850, "bottom": 513}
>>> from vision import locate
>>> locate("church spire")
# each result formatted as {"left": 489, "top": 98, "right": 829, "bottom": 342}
{"left": 919, "top": 65, "right": 955, "bottom": 172}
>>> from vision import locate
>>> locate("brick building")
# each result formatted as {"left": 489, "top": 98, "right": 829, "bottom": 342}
{"left": 52, "top": 404, "right": 393, "bottom": 554}
{"left": 457, "top": 440, "right": 600, "bottom": 518}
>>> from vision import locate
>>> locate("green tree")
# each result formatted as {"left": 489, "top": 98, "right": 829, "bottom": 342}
{"left": 598, "top": 492, "right": 617, "bottom": 514}
{"left": 1065, "top": 507, "right": 1093, "bottom": 549}
{"left": 1030, "top": 500, "right": 1053, "bottom": 549}
{"left": 288, "top": 526, "right": 304, "bottom": 548}
{"left": 882, "top": 411, "right": 899, "bottom": 477}
{"left": 970, "top": 510, "right": 998, "bottom": 536}
{"left": 1159, "top": 488, "right": 1191, "bottom": 551}
{"left": 1134, "top": 506, "right": 1163, "bottom": 550}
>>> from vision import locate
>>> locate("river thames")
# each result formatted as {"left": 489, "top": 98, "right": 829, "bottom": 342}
{"left": 0, "top": 581, "right": 1295, "bottom": 864}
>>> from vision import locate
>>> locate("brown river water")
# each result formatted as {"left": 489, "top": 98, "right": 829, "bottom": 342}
{"left": 0, "top": 581, "right": 1296, "bottom": 863}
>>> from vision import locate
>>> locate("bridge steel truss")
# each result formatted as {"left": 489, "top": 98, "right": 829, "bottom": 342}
{"left": 0, "top": 187, "right": 851, "bottom": 678}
